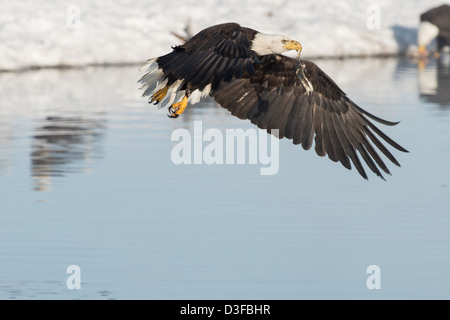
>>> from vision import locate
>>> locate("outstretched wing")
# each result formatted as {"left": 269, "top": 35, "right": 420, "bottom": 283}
{"left": 420, "top": 4, "right": 450, "bottom": 29}
{"left": 156, "top": 23, "right": 259, "bottom": 90}
{"left": 212, "top": 55, "right": 408, "bottom": 179}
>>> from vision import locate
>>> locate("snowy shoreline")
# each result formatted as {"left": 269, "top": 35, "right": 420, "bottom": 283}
{"left": 0, "top": 0, "right": 445, "bottom": 72}
{"left": 0, "top": 52, "right": 409, "bottom": 73}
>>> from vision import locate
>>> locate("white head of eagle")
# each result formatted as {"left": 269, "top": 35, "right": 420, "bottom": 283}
{"left": 418, "top": 4, "right": 450, "bottom": 55}
{"left": 251, "top": 33, "right": 302, "bottom": 55}
{"left": 139, "top": 22, "right": 408, "bottom": 180}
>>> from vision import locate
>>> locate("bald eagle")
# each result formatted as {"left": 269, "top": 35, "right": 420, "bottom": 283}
{"left": 418, "top": 4, "right": 450, "bottom": 56}
{"left": 139, "top": 23, "right": 408, "bottom": 179}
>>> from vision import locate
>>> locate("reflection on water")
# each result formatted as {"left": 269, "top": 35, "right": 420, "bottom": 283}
{"left": 1, "top": 59, "right": 450, "bottom": 299}
{"left": 1, "top": 57, "right": 449, "bottom": 190}
{"left": 418, "top": 55, "right": 450, "bottom": 107}
{"left": 0, "top": 123, "right": 14, "bottom": 176}
{"left": 31, "top": 115, "right": 106, "bottom": 191}
{"left": 0, "top": 65, "right": 151, "bottom": 191}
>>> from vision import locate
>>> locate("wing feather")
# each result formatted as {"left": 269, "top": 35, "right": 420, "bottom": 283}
{"left": 155, "top": 23, "right": 259, "bottom": 91}
{"left": 212, "top": 55, "right": 408, "bottom": 179}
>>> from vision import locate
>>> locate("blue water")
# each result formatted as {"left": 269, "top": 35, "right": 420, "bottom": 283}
{"left": 0, "top": 57, "right": 449, "bottom": 299}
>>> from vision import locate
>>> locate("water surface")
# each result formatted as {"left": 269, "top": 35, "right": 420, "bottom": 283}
{"left": 0, "top": 57, "right": 449, "bottom": 299}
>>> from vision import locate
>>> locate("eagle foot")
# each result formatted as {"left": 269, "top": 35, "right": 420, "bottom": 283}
{"left": 150, "top": 85, "right": 169, "bottom": 105}
{"left": 168, "top": 96, "right": 188, "bottom": 118}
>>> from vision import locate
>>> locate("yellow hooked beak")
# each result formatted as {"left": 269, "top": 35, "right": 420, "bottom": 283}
{"left": 283, "top": 40, "right": 302, "bottom": 52}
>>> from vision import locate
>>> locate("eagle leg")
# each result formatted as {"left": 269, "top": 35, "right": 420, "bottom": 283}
{"left": 168, "top": 96, "right": 188, "bottom": 118}
{"left": 150, "top": 85, "right": 169, "bottom": 105}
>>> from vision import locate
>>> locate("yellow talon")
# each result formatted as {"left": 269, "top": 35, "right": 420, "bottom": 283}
{"left": 168, "top": 96, "right": 188, "bottom": 118}
{"left": 150, "top": 85, "right": 169, "bottom": 104}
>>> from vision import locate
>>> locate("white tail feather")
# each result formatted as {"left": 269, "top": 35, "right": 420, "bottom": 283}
{"left": 140, "top": 58, "right": 210, "bottom": 109}
{"left": 161, "top": 80, "right": 184, "bottom": 109}
{"left": 173, "top": 90, "right": 187, "bottom": 105}
{"left": 139, "top": 59, "right": 166, "bottom": 97}
{"left": 188, "top": 84, "right": 211, "bottom": 104}
{"left": 139, "top": 58, "right": 157, "bottom": 72}
{"left": 141, "top": 72, "right": 165, "bottom": 97}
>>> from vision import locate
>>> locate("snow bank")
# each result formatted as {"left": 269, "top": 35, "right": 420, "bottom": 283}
{"left": 0, "top": 0, "right": 446, "bottom": 71}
